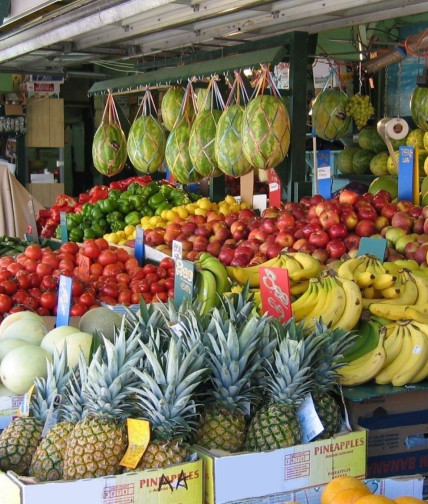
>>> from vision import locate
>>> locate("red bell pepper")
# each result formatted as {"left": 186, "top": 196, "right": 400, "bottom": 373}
{"left": 54, "top": 194, "right": 77, "bottom": 208}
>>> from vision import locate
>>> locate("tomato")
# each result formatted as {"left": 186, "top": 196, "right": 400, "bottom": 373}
{"left": 0, "top": 256, "right": 14, "bottom": 268}
{"left": 159, "top": 257, "right": 175, "bottom": 270}
{"left": 90, "top": 262, "right": 104, "bottom": 277}
{"left": 23, "top": 258, "right": 38, "bottom": 272}
{"left": 151, "top": 282, "right": 166, "bottom": 294}
{"left": 115, "top": 248, "right": 130, "bottom": 264}
{"left": 97, "top": 249, "right": 117, "bottom": 266}
{"left": 41, "top": 253, "right": 59, "bottom": 270}
{"left": 154, "top": 291, "right": 168, "bottom": 303}
{"left": 116, "top": 272, "right": 131, "bottom": 285}
{"left": 145, "top": 272, "right": 159, "bottom": 285}
{"left": 101, "top": 283, "right": 119, "bottom": 299}
{"left": 28, "top": 287, "right": 42, "bottom": 298}
{"left": 102, "top": 263, "right": 124, "bottom": 278}
{"left": 23, "top": 296, "right": 40, "bottom": 311}
{"left": 16, "top": 253, "right": 28, "bottom": 265}
{"left": 99, "top": 295, "right": 117, "bottom": 305}
{"left": 12, "top": 289, "right": 28, "bottom": 304}
{"left": 0, "top": 293, "right": 12, "bottom": 314}
{"left": 164, "top": 277, "right": 174, "bottom": 291}
{"left": 58, "top": 258, "right": 75, "bottom": 273}
{"left": 70, "top": 303, "right": 88, "bottom": 317}
{"left": 156, "top": 267, "right": 167, "bottom": 279}
{"left": 60, "top": 242, "right": 79, "bottom": 255}
{"left": 131, "top": 292, "right": 141, "bottom": 304}
{"left": 167, "top": 268, "right": 175, "bottom": 278}
{"left": 36, "top": 306, "right": 51, "bottom": 316}
{"left": 57, "top": 251, "right": 76, "bottom": 263}
{"left": 1, "top": 280, "right": 17, "bottom": 295}
{"left": 167, "top": 288, "right": 174, "bottom": 298}
{"left": 140, "top": 292, "right": 152, "bottom": 304}
{"left": 71, "top": 278, "right": 85, "bottom": 297}
{"left": 39, "top": 291, "right": 58, "bottom": 310}
{"left": 118, "top": 290, "right": 132, "bottom": 305}
{"left": 36, "top": 262, "right": 53, "bottom": 277}
{"left": 125, "top": 258, "right": 139, "bottom": 273}
{"left": 16, "top": 270, "right": 30, "bottom": 290}
{"left": 8, "top": 305, "right": 26, "bottom": 314}
{"left": 40, "top": 275, "right": 59, "bottom": 291}
{"left": 7, "top": 262, "right": 24, "bottom": 274}
{"left": 0, "top": 269, "right": 13, "bottom": 281}
{"left": 82, "top": 241, "right": 101, "bottom": 259}
{"left": 137, "top": 279, "right": 150, "bottom": 293}
{"left": 79, "top": 291, "right": 96, "bottom": 307}
{"left": 24, "top": 244, "right": 43, "bottom": 260}
{"left": 142, "top": 263, "right": 157, "bottom": 275}
{"left": 94, "top": 238, "right": 109, "bottom": 250}
{"left": 28, "top": 272, "right": 41, "bottom": 288}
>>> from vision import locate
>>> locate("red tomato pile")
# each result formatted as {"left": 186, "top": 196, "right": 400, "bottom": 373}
{"left": 0, "top": 239, "right": 175, "bottom": 321}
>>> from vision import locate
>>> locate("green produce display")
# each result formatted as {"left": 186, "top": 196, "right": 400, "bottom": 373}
{"left": 410, "top": 86, "right": 428, "bottom": 132}
{"left": 165, "top": 123, "right": 202, "bottom": 185}
{"left": 357, "top": 126, "right": 387, "bottom": 153}
{"left": 336, "top": 146, "right": 361, "bottom": 174}
{"left": 0, "top": 235, "right": 30, "bottom": 256}
{"left": 352, "top": 149, "right": 375, "bottom": 175}
{"left": 311, "top": 89, "right": 351, "bottom": 141}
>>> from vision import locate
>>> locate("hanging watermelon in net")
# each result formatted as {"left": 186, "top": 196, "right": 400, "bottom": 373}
{"left": 161, "top": 86, "right": 195, "bottom": 132}
{"left": 241, "top": 65, "right": 290, "bottom": 171}
{"left": 92, "top": 92, "right": 127, "bottom": 177}
{"left": 410, "top": 86, "right": 428, "bottom": 132}
{"left": 127, "top": 89, "right": 166, "bottom": 174}
{"left": 312, "top": 89, "right": 351, "bottom": 141}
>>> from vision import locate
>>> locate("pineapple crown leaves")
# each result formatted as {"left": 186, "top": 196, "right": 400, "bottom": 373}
{"left": 124, "top": 297, "right": 166, "bottom": 341}
{"left": 130, "top": 334, "right": 209, "bottom": 440}
{"left": 265, "top": 337, "right": 313, "bottom": 407}
{"left": 59, "top": 351, "right": 89, "bottom": 423}
{"left": 215, "top": 283, "right": 256, "bottom": 327}
{"left": 30, "top": 346, "right": 71, "bottom": 421}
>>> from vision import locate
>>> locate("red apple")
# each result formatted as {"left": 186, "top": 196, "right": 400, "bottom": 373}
{"left": 224, "top": 211, "right": 240, "bottom": 227}
{"left": 188, "top": 214, "right": 206, "bottom": 226}
{"left": 206, "top": 240, "right": 222, "bottom": 257}
{"left": 340, "top": 209, "right": 359, "bottom": 231}
{"left": 181, "top": 222, "right": 198, "bottom": 235}
{"left": 247, "top": 216, "right": 262, "bottom": 231}
{"left": 275, "top": 231, "right": 295, "bottom": 249}
{"left": 194, "top": 224, "right": 214, "bottom": 238}
{"left": 408, "top": 206, "right": 423, "bottom": 219}
{"left": 223, "top": 238, "right": 237, "bottom": 249}
{"left": 214, "top": 226, "right": 231, "bottom": 243}
{"left": 328, "top": 223, "right": 348, "bottom": 240}
{"left": 248, "top": 228, "right": 268, "bottom": 243}
{"left": 319, "top": 209, "right": 340, "bottom": 230}
{"left": 357, "top": 204, "right": 377, "bottom": 222}
{"left": 396, "top": 200, "right": 414, "bottom": 212}
{"left": 422, "top": 206, "right": 428, "bottom": 220}
{"left": 302, "top": 221, "right": 322, "bottom": 238}
{"left": 339, "top": 189, "right": 359, "bottom": 206}
{"left": 315, "top": 200, "right": 340, "bottom": 217}
{"left": 234, "top": 244, "right": 255, "bottom": 261}
{"left": 238, "top": 208, "right": 257, "bottom": 223}
{"left": 237, "top": 240, "right": 260, "bottom": 255}
{"left": 144, "top": 230, "right": 165, "bottom": 247}
{"left": 308, "top": 229, "right": 330, "bottom": 248}
{"left": 248, "top": 252, "right": 268, "bottom": 265}
{"left": 277, "top": 211, "right": 296, "bottom": 231}
{"left": 355, "top": 219, "right": 376, "bottom": 237}
{"left": 218, "top": 247, "right": 235, "bottom": 265}
{"left": 343, "top": 233, "right": 361, "bottom": 251}
{"left": 311, "top": 247, "right": 329, "bottom": 264}
{"left": 326, "top": 239, "right": 347, "bottom": 259}
{"left": 261, "top": 207, "right": 280, "bottom": 219}
{"left": 192, "top": 236, "right": 209, "bottom": 252}
{"left": 417, "top": 234, "right": 428, "bottom": 244}
{"left": 260, "top": 217, "right": 278, "bottom": 234}
{"left": 230, "top": 253, "right": 251, "bottom": 267}
{"left": 413, "top": 216, "right": 425, "bottom": 234}
{"left": 380, "top": 202, "right": 398, "bottom": 220}
{"left": 415, "top": 243, "right": 428, "bottom": 264}
{"left": 292, "top": 238, "right": 310, "bottom": 251}
{"left": 391, "top": 211, "right": 414, "bottom": 232}
{"left": 309, "top": 194, "right": 325, "bottom": 207}
{"left": 404, "top": 241, "right": 420, "bottom": 260}
{"left": 164, "top": 227, "right": 182, "bottom": 245}
{"left": 374, "top": 215, "right": 389, "bottom": 233}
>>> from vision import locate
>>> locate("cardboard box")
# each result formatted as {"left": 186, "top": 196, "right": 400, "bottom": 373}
{"left": 4, "top": 104, "right": 24, "bottom": 116}
{"left": 26, "top": 183, "right": 65, "bottom": 208}
{"left": 0, "top": 458, "right": 203, "bottom": 504}
{"left": 225, "top": 476, "right": 424, "bottom": 504}
{"left": 344, "top": 385, "right": 428, "bottom": 479}
{"left": 196, "top": 429, "right": 367, "bottom": 504}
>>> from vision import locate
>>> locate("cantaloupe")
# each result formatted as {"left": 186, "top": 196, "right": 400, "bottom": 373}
{"left": 0, "top": 346, "right": 52, "bottom": 395}
{"left": 79, "top": 307, "right": 123, "bottom": 342}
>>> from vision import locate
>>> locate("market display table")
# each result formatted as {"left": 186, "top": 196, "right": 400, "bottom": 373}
{"left": 0, "top": 164, "right": 43, "bottom": 238}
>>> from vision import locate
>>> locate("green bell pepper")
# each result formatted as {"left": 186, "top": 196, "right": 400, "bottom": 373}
{"left": 129, "top": 194, "right": 145, "bottom": 210}
{"left": 91, "top": 206, "right": 104, "bottom": 220}
{"left": 159, "top": 184, "right": 174, "bottom": 198}
{"left": 66, "top": 213, "right": 83, "bottom": 230}
{"left": 99, "top": 198, "right": 118, "bottom": 213}
{"left": 141, "top": 206, "right": 154, "bottom": 217}
{"left": 82, "top": 202, "right": 95, "bottom": 216}
{"left": 91, "top": 222, "right": 107, "bottom": 237}
{"left": 106, "top": 211, "right": 124, "bottom": 224}
{"left": 155, "top": 202, "right": 173, "bottom": 216}
{"left": 83, "top": 228, "right": 96, "bottom": 240}
{"left": 124, "top": 211, "right": 141, "bottom": 227}
{"left": 69, "top": 227, "right": 84, "bottom": 242}
{"left": 141, "top": 181, "right": 160, "bottom": 198}
{"left": 116, "top": 198, "right": 134, "bottom": 214}
{"left": 110, "top": 219, "right": 126, "bottom": 232}
{"left": 108, "top": 189, "right": 121, "bottom": 200}
{"left": 148, "top": 192, "right": 166, "bottom": 209}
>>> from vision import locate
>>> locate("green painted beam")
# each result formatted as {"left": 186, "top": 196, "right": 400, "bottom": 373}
{"left": 88, "top": 45, "right": 287, "bottom": 95}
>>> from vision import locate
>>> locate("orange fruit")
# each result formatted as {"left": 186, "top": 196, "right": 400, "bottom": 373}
{"left": 395, "top": 497, "right": 427, "bottom": 504}
{"left": 330, "top": 487, "right": 372, "bottom": 504}
{"left": 354, "top": 495, "right": 396, "bottom": 504}
{"left": 322, "top": 477, "right": 371, "bottom": 504}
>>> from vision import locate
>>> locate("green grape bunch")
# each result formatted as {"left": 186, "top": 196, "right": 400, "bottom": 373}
{"left": 345, "top": 93, "right": 375, "bottom": 130}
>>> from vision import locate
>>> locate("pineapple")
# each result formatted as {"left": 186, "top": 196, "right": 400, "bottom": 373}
{"left": 29, "top": 353, "right": 88, "bottom": 481}
{"left": 0, "top": 347, "right": 71, "bottom": 476}
{"left": 245, "top": 320, "right": 319, "bottom": 452}
{"left": 130, "top": 330, "right": 207, "bottom": 470}
{"left": 62, "top": 319, "right": 144, "bottom": 480}
{"left": 193, "top": 305, "right": 271, "bottom": 453}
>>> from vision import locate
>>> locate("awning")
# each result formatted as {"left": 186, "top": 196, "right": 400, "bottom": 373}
{"left": 88, "top": 45, "right": 288, "bottom": 95}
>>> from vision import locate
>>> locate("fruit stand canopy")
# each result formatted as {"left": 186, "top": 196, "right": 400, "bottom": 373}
{"left": 87, "top": 45, "right": 287, "bottom": 95}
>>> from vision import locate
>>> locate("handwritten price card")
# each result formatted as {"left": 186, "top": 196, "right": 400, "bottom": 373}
{"left": 268, "top": 168, "right": 282, "bottom": 208}
{"left": 259, "top": 266, "right": 292, "bottom": 322}
{"left": 174, "top": 259, "right": 195, "bottom": 306}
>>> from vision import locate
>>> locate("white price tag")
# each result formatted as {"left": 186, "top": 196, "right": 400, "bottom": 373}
{"left": 172, "top": 240, "right": 183, "bottom": 261}
{"left": 269, "top": 182, "right": 279, "bottom": 192}
{"left": 297, "top": 393, "right": 324, "bottom": 443}
{"left": 317, "top": 166, "right": 331, "bottom": 179}
{"left": 169, "top": 322, "right": 186, "bottom": 338}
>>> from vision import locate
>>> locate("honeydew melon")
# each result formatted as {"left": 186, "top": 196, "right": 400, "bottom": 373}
{"left": 0, "top": 311, "right": 45, "bottom": 338}
{"left": 55, "top": 331, "right": 93, "bottom": 368}
{"left": 0, "top": 346, "right": 52, "bottom": 395}
{"left": 1, "top": 319, "right": 48, "bottom": 346}
{"left": 0, "top": 338, "right": 33, "bottom": 363}
{"left": 0, "top": 381, "right": 15, "bottom": 397}
{"left": 40, "top": 325, "right": 81, "bottom": 354}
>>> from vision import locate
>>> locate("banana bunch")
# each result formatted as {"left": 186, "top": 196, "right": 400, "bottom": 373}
{"left": 291, "top": 271, "right": 363, "bottom": 331}
{"left": 367, "top": 269, "right": 427, "bottom": 321}
{"left": 338, "top": 326, "right": 387, "bottom": 387}
{"left": 374, "top": 320, "right": 428, "bottom": 386}
{"left": 226, "top": 251, "right": 321, "bottom": 289}
{"left": 194, "top": 252, "right": 231, "bottom": 314}
{"left": 340, "top": 318, "right": 382, "bottom": 364}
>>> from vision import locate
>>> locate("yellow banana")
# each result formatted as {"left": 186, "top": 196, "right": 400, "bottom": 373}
{"left": 338, "top": 329, "right": 386, "bottom": 386}
{"left": 383, "top": 323, "right": 405, "bottom": 367}
{"left": 302, "top": 276, "right": 336, "bottom": 329}
{"left": 390, "top": 322, "right": 428, "bottom": 387}
{"left": 368, "top": 302, "right": 412, "bottom": 321}
{"left": 362, "top": 285, "right": 376, "bottom": 299}
{"left": 287, "top": 251, "right": 322, "bottom": 282}
{"left": 366, "top": 256, "right": 387, "bottom": 277}
{"left": 198, "top": 253, "right": 231, "bottom": 295}
{"left": 372, "top": 273, "right": 397, "bottom": 291}
{"left": 402, "top": 306, "right": 428, "bottom": 324}
{"left": 375, "top": 321, "right": 413, "bottom": 384}
{"left": 354, "top": 270, "right": 375, "bottom": 289}
{"left": 337, "top": 256, "right": 366, "bottom": 281}
{"left": 290, "top": 279, "right": 310, "bottom": 296}
{"left": 316, "top": 276, "right": 347, "bottom": 328}
{"left": 291, "top": 278, "right": 321, "bottom": 321}
{"left": 378, "top": 285, "right": 401, "bottom": 299}
{"left": 410, "top": 271, "right": 428, "bottom": 306}
{"left": 194, "top": 268, "right": 218, "bottom": 314}
{"left": 332, "top": 275, "right": 363, "bottom": 331}
{"left": 407, "top": 322, "right": 428, "bottom": 383}
{"left": 226, "top": 255, "right": 282, "bottom": 288}
{"left": 363, "top": 271, "right": 418, "bottom": 309}
{"left": 353, "top": 255, "right": 372, "bottom": 276}
{"left": 279, "top": 253, "right": 304, "bottom": 277}
{"left": 383, "top": 261, "right": 401, "bottom": 277}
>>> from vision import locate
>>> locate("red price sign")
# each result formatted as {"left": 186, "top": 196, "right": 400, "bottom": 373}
{"left": 259, "top": 266, "right": 292, "bottom": 322}
{"left": 268, "top": 168, "right": 282, "bottom": 208}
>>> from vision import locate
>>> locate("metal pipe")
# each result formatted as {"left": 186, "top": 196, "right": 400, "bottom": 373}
{"left": 0, "top": 0, "right": 177, "bottom": 63}
{"left": 362, "top": 46, "right": 406, "bottom": 73}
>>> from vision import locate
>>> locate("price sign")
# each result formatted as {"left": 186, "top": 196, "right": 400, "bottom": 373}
{"left": 297, "top": 394, "right": 324, "bottom": 443}
{"left": 174, "top": 259, "right": 195, "bottom": 306}
{"left": 398, "top": 145, "right": 415, "bottom": 202}
{"left": 172, "top": 240, "right": 183, "bottom": 261}
{"left": 134, "top": 227, "right": 145, "bottom": 266}
{"left": 316, "top": 150, "right": 332, "bottom": 200}
{"left": 77, "top": 255, "right": 91, "bottom": 282}
{"left": 120, "top": 418, "right": 150, "bottom": 469}
{"left": 268, "top": 168, "right": 282, "bottom": 207}
{"left": 59, "top": 211, "right": 68, "bottom": 243}
{"left": 259, "top": 266, "right": 292, "bottom": 322}
{"left": 357, "top": 237, "right": 387, "bottom": 261}
{"left": 56, "top": 275, "right": 72, "bottom": 327}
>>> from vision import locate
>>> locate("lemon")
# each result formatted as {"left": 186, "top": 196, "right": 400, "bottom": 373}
{"left": 225, "top": 194, "right": 236, "bottom": 205}
{"left": 194, "top": 207, "right": 207, "bottom": 217}
{"left": 166, "top": 209, "right": 179, "bottom": 221}
{"left": 176, "top": 206, "right": 189, "bottom": 219}
{"left": 186, "top": 203, "right": 197, "bottom": 214}
{"left": 124, "top": 225, "right": 135, "bottom": 237}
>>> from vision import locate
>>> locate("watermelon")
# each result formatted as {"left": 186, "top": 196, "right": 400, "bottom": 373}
{"left": 410, "top": 87, "right": 428, "bottom": 131}
{"left": 387, "top": 150, "right": 399, "bottom": 175}
{"left": 311, "top": 89, "right": 351, "bottom": 141}
{"left": 165, "top": 123, "right": 202, "bottom": 185}
{"left": 241, "top": 95, "right": 290, "bottom": 170}
{"left": 424, "top": 131, "right": 428, "bottom": 150}
{"left": 352, "top": 149, "right": 374, "bottom": 174}
{"left": 424, "top": 157, "right": 428, "bottom": 177}
{"left": 215, "top": 105, "right": 253, "bottom": 177}
{"left": 406, "top": 128, "right": 425, "bottom": 149}
{"left": 127, "top": 115, "right": 166, "bottom": 174}
{"left": 161, "top": 87, "right": 195, "bottom": 132}
{"left": 368, "top": 176, "right": 398, "bottom": 200}
{"left": 336, "top": 146, "right": 361, "bottom": 174}
{"left": 189, "top": 109, "right": 222, "bottom": 178}
{"left": 92, "top": 123, "right": 127, "bottom": 177}
{"left": 358, "top": 126, "right": 387, "bottom": 153}
{"left": 369, "top": 151, "right": 389, "bottom": 176}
